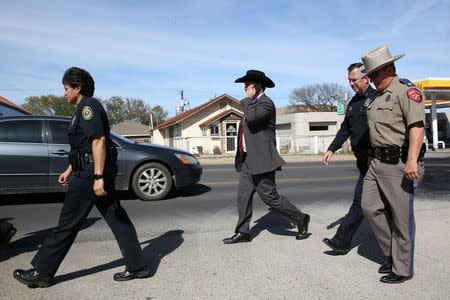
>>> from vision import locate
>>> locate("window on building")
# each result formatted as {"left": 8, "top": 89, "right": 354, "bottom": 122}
{"left": 309, "top": 121, "right": 336, "bottom": 132}
{"left": 174, "top": 125, "right": 180, "bottom": 137}
{"left": 202, "top": 126, "right": 207, "bottom": 136}
{"left": 309, "top": 125, "right": 329, "bottom": 131}
{"left": 210, "top": 125, "right": 219, "bottom": 136}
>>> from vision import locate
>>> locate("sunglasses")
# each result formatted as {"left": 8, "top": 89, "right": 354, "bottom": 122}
{"left": 368, "top": 67, "right": 387, "bottom": 80}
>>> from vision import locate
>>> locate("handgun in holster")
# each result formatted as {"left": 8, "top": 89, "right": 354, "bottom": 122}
{"left": 401, "top": 141, "right": 426, "bottom": 164}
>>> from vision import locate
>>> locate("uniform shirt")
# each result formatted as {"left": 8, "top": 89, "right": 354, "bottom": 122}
{"left": 69, "top": 96, "right": 111, "bottom": 153}
{"left": 367, "top": 76, "right": 425, "bottom": 148}
{"left": 328, "top": 86, "right": 377, "bottom": 153}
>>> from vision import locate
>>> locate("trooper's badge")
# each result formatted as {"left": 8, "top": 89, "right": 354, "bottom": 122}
{"left": 82, "top": 106, "right": 94, "bottom": 120}
{"left": 385, "top": 95, "right": 391, "bottom": 102}
{"left": 407, "top": 88, "right": 423, "bottom": 103}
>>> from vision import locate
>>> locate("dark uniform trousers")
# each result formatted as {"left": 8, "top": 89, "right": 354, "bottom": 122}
{"left": 0, "top": 220, "right": 13, "bottom": 235}
{"left": 332, "top": 152, "right": 369, "bottom": 248}
{"left": 31, "top": 163, "right": 145, "bottom": 276}
{"left": 362, "top": 158, "right": 424, "bottom": 277}
{"left": 235, "top": 159, "right": 304, "bottom": 234}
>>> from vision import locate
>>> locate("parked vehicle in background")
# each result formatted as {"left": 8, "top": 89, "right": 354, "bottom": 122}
{"left": 0, "top": 115, "right": 202, "bottom": 201}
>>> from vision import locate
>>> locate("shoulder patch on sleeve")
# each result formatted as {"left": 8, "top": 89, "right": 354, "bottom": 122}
{"left": 399, "top": 78, "right": 417, "bottom": 87}
{"left": 81, "top": 106, "right": 94, "bottom": 120}
{"left": 407, "top": 88, "right": 423, "bottom": 103}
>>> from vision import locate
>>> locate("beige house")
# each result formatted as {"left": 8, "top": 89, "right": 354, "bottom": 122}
{"left": 111, "top": 120, "right": 151, "bottom": 143}
{"left": 152, "top": 94, "right": 243, "bottom": 155}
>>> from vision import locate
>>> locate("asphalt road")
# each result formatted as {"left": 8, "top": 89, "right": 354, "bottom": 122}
{"left": 1, "top": 156, "right": 448, "bottom": 246}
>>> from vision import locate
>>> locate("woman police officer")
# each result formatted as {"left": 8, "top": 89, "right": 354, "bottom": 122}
{"left": 13, "top": 67, "right": 149, "bottom": 288}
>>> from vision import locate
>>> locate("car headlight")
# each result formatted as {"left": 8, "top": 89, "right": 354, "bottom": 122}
{"left": 174, "top": 153, "right": 199, "bottom": 165}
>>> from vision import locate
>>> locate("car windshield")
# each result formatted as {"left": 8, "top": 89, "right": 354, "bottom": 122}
{"left": 110, "top": 131, "right": 132, "bottom": 143}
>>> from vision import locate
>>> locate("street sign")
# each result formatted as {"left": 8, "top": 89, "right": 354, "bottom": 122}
{"left": 337, "top": 104, "right": 345, "bottom": 115}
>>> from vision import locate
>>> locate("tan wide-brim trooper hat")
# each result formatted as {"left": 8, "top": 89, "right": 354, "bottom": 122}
{"left": 356, "top": 45, "right": 404, "bottom": 79}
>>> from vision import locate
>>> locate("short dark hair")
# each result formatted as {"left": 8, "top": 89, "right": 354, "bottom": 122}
{"left": 347, "top": 62, "right": 363, "bottom": 72}
{"left": 62, "top": 67, "right": 95, "bottom": 97}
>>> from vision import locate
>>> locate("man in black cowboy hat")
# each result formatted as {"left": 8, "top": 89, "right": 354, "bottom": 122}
{"left": 223, "top": 70, "right": 310, "bottom": 244}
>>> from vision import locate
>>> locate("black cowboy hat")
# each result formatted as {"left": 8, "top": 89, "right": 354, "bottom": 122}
{"left": 234, "top": 70, "right": 275, "bottom": 88}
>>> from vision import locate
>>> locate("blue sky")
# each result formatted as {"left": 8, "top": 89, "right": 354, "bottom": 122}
{"left": 1, "top": 0, "right": 449, "bottom": 117}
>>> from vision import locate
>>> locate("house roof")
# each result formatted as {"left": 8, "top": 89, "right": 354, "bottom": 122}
{"left": 0, "top": 96, "right": 33, "bottom": 115}
{"left": 111, "top": 120, "right": 150, "bottom": 136}
{"left": 153, "top": 94, "right": 240, "bottom": 130}
{"left": 199, "top": 108, "right": 243, "bottom": 126}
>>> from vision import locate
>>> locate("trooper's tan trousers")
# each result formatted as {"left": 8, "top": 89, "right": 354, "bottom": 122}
{"left": 362, "top": 158, "right": 425, "bottom": 277}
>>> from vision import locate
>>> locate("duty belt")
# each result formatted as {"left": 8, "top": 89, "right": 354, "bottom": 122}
{"left": 370, "top": 143, "right": 425, "bottom": 165}
{"left": 370, "top": 146, "right": 401, "bottom": 164}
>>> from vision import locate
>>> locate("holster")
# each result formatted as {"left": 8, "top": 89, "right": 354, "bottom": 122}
{"left": 401, "top": 141, "right": 426, "bottom": 163}
{"left": 69, "top": 149, "right": 86, "bottom": 171}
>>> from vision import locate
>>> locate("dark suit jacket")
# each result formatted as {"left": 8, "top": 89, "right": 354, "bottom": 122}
{"left": 235, "top": 94, "right": 286, "bottom": 174}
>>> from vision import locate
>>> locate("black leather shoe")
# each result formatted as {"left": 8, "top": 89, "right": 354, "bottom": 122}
{"left": 0, "top": 227, "right": 17, "bottom": 248}
{"left": 322, "top": 238, "right": 347, "bottom": 254}
{"left": 380, "top": 272, "right": 413, "bottom": 284}
{"left": 113, "top": 265, "right": 151, "bottom": 281}
{"left": 296, "top": 214, "right": 310, "bottom": 240}
{"left": 378, "top": 257, "right": 392, "bottom": 274}
{"left": 13, "top": 269, "right": 53, "bottom": 288}
{"left": 223, "top": 232, "right": 251, "bottom": 244}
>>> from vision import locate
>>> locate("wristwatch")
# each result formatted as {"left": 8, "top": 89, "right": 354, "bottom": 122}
{"left": 93, "top": 174, "right": 104, "bottom": 180}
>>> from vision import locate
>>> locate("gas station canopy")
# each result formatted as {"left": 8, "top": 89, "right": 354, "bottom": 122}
{"left": 414, "top": 78, "right": 450, "bottom": 108}
{"left": 413, "top": 78, "right": 450, "bottom": 150}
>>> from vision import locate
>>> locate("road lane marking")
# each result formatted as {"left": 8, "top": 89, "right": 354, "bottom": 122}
{"left": 204, "top": 164, "right": 355, "bottom": 172}
{"left": 201, "top": 176, "right": 358, "bottom": 186}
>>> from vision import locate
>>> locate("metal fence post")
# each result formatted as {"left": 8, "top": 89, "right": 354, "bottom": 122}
{"left": 314, "top": 136, "right": 319, "bottom": 154}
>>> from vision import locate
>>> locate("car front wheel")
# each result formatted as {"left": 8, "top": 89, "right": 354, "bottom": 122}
{"left": 131, "top": 162, "right": 172, "bottom": 201}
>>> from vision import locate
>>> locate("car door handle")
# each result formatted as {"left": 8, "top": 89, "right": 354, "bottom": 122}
{"left": 52, "top": 150, "right": 69, "bottom": 155}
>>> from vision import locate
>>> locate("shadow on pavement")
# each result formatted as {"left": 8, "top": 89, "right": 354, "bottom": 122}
{"left": 0, "top": 217, "right": 101, "bottom": 262}
{"left": 250, "top": 208, "right": 298, "bottom": 239}
{"left": 1, "top": 184, "right": 211, "bottom": 205}
{"left": 165, "top": 184, "right": 211, "bottom": 200}
{"left": 322, "top": 217, "right": 385, "bottom": 264}
{"left": 51, "top": 229, "right": 184, "bottom": 285}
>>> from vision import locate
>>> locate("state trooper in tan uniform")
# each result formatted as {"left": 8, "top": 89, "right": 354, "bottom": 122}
{"left": 356, "top": 46, "right": 426, "bottom": 284}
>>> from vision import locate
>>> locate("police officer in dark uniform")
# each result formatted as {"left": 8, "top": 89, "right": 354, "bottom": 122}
{"left": 322, "top": 63, "right": 376, "bottom": 254}
{"left": 13, "top": 67, "right": 149, "bottom": 288}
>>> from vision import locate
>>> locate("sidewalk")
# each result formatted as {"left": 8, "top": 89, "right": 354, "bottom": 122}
{"left": 1, "top": 200, "right": 449, "bottom": 299}
{"left": 198, "top": 149, "right": 450, "bottom": 165}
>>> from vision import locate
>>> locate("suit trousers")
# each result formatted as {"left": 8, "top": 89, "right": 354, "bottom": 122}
{"left": 362, "top": 158, "right": 424, "bottom": 277}
{"left": 235, "top": 160, "right": 305, "bottom": 234}
{"left": 332, "top": 157, "right": 368, "bottom": 248}
{"left": 31, "top": 163, "right": 146, "bottom": 276}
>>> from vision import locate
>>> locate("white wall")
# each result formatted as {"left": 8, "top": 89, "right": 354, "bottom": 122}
{"left": 276, "top": 111, "right": 345, "bottom": 136}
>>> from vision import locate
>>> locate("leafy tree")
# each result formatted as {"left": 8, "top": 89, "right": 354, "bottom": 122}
{"left": 150, "top": 105, "right": 168, "bottom": 127}
{"left": 22, "top": 95, "right": 169, "bottom": 126}
{"left": 22, "top": 95, "right": 76, "bottom": 116}
{"left": 289, "top": 83, "right": 352, "bottom": 112}
{"left": 102, "top": 97, "right": 168, "bottom": 126}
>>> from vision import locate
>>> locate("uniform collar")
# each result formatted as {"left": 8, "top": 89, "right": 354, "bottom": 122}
{"left": 77, "top": 96, "right": 88, "bottom": 109}
{"left": 382, "top": 75, "right": 400, "bottom": 95}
